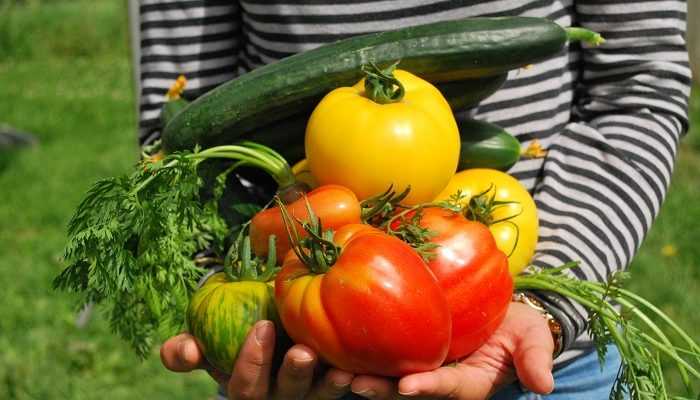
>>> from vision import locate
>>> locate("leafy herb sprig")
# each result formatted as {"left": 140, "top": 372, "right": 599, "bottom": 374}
{"left": 54, "top": 143, "right": 294, "bottom": 358}
{"left": 515, "top": 264, "right": 700, "bottom": 400}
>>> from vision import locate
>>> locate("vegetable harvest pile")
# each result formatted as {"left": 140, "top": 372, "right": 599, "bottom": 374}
{"left": 54, "top": 17, "right": 700, "bottom": 399}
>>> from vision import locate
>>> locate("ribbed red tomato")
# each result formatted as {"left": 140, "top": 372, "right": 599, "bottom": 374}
{"left": 393, "top": 208, "right": 513, "bottom": 361}
{"left": 274, "top": 224, "right": 452, "bottom": 376}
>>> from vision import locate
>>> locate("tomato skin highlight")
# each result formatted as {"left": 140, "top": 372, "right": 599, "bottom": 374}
{"left": 305, "top": 69, "right": 460, "bottom": 205}
{"left": 250, "top": 184, "right": 361, "bottom": 261}
{"left": 436, "top": 169, "right": 539, "bottom": 276}
{"left": 275, "top": 224, "right": 451, "bottom": 376}
{"left": 397, "top": 208, "right": 513, "bottom": 361}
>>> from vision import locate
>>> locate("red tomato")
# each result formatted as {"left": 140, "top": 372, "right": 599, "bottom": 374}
{"left": 250, "top": 184, "right": 362, "bottom": 261}
{"left": 394, "top": 208, "right": 513, "bottom": 361}
{"left": 274, "top": 224, "right": 452, "bottom": 376}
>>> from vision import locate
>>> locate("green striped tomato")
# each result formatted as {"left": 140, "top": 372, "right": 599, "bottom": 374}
{"left": 186, "top": 272, "right": 277, "bottom": 374}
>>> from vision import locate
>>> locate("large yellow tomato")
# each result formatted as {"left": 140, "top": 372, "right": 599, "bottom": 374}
{"left": 435, "top": 169, "right": 538, "bottom": 276}
{"left": 305, "top": 68, "right": 460, "bottom": 205}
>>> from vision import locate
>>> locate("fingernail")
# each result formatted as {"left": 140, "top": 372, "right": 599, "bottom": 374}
{"left": 398, "top": 389, "right": 419, "bottom": 396}
{"left": 399, "top": 381, "right": 419, "bottom": 396}
{"left": 255, "top": 321, "right": 272, "bottom": 345}
{"left": 333, "top": 380, "right": 351, "bottom": 389}
{"left": 332, "top": 376, "right": 352, "bottom": 389}
{"left": 292, "top": 356, "right": 314, "bottom": 370}
{"left": 351, "top": 389, "right": 376, "bottom": 398}
{"left": 179, "top": 340, "right": 197, "bottom": 365}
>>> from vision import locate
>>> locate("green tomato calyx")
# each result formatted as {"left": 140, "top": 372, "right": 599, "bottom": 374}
{"left": 223, "top": 224, "right": 279, "bottom": 283}
{"left": 362, "top": 61, "right": 405, "bottom": 104}
{"left": 277, "top": 196, "right": 340, "bottom": 274}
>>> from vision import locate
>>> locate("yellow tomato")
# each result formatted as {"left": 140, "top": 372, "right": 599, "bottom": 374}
{"left": 305, "top": 69, "right": 460, "bottom": 205}
{"left": 291, "top": 159, "right": 318, "bottom": 189}
{"left": 435, "top": 169, "right": 539, "bottom": 276}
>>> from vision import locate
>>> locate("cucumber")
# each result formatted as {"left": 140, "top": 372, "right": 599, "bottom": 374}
{"left": 163, "top": 17, "right": 588, "bottom": 152}
{"left": 457, "top": 119, "right": 521, "bottom": 171}
{"left": 437, "top": 74, "right": 507, "bottom": 111}
{"left": 244, "top": 74, "right": 508, "bottom": 165}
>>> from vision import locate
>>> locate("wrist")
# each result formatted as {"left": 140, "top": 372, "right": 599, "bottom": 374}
{"left": 512, "top": 292, "right": 564, "bottom": 357}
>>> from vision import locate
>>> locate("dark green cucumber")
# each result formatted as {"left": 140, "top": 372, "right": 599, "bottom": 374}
{"left": 161, "top": 97, "right": 189, "bottom": 126}
{"left": 243, "top": 74, "right": 508, "bottom": 165}
{"left": 163, "top": 17, "right": 585, "bottom": 152}
{"left": 437, "top": 73, "right": 507, "bottom": 111}
{"left": 457, "top": 119, "right": 521, "bottom": 171}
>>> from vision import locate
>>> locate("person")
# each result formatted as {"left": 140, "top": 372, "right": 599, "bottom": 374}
{"left": 136, "top": 1, "right": 691, "bottom": 398}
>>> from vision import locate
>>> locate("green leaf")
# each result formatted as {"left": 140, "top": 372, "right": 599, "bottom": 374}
{"left": 54, "top": 151, "right": 230, "bottom": 358}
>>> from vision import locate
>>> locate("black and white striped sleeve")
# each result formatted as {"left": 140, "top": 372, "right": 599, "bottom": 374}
{"left": 531, "top": 0, "right": 691, "bottom": 353}
{"left": 138, "top": 0, "right": 242, "bottom": 145}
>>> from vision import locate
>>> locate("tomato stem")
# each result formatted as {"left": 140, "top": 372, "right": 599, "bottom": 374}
{"left": 222, "top": 224, "right": 278, "bottom": 283}
{"left": 362, "top": 61, "right": 405, "bottom": 104}
{"left": 381, "top": 202, "right": 447, "bottom": 262}
{"left": 455, "top": 185, "right": 522, "bottom": 258}
{"left": 360, "top": 185, "right": 411, "bottom": 225}
{"left": 276, "top": 196, "right": 340, "bottom": 274}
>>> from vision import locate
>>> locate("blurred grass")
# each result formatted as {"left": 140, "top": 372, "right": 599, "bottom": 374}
{"left": 624, "top": 82, "right": 700, "bottom": 390}
{"left": 0, "top": 0, "right": 698, "bottom": 398}
{"left": 0, "top": 1, "right": 212, "bottom": 398}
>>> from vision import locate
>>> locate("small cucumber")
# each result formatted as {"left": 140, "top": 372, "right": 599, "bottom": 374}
{"left": 457, "top": 119, "right": 521, "bottom": 171}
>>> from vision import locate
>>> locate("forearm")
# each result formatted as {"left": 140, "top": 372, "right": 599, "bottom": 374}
{"left": 531, "top": 0, "right": 690, "bottom": 353}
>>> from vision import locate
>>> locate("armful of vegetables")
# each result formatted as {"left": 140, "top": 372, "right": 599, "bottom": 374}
{"left": 51, "top": 15, "right": 699, "bottom": 400}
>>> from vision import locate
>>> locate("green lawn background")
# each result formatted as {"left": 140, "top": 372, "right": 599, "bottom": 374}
{"left": 0, "top": 1, "right": 698, "bottom": 398}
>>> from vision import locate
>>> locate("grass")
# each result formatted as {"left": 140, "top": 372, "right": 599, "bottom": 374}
{"left": 0, "top": 1, "right": 698, "bottom": 398}
{"left": 0, "top": 1, "right": 212, "bottom": 398}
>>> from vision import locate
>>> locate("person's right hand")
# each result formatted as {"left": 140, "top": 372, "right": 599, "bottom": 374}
{"left": 160, "top": 320, "right": 354, "bottom": 400}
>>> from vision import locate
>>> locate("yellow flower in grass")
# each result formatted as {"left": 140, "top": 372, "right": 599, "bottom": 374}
{"left": 661, "top": 244, "right": 678, "bottom": 258}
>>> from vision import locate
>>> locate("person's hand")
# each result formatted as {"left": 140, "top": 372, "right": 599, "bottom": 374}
{"left": 350, "top": 302, "right": 555, "bottom": 399}
{"left": 160, "top": 320, "right": 354, "bottom": 399}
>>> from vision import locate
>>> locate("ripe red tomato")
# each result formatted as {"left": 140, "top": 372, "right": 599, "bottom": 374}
{"left": 274, "top": 224, "right": 451, "bottom": 376}
{"left": 435, "top": 169, "right": 539, "bottom": 276}
{"left": 250, "top": 184, "right": 361, "bottom": 261}
{"left": 394, "top": 208, "right": 513, "bottom": 361}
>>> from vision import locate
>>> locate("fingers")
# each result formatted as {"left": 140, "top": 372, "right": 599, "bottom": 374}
{"left": 306, "top": 368, "right": 353, "bottom": 400}
{"left": 228, "top": 320, "right": 276, "bottom": 400}
{"left": 160, "top": 333, "right": 228, "bottom": 385}
{"left": 272, "top": 344, "right": 317, "bottom": 399}
{"left": 160, "top": 333, "right": 203, "bottom": 372}
{"left": 398, "top": 366, "right": 476, "bottom": 400}
{"left": 160, "top": 325, "right": 355, "bottom": 400}
{"left": 511, "top": 327, "right": 554, "bottom": 394}
{"left": 350, "top": 375, "right": 398, "bottom": 400}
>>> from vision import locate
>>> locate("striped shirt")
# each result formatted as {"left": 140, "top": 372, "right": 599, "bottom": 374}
{"left": 137, "top": 0, "right": 691, "bottom": 365}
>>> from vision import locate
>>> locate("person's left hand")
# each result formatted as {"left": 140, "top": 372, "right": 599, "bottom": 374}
{"left": 349, "top": 302, "right": 555, "bottom": 399}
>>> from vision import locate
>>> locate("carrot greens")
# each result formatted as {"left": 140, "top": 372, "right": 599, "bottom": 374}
{"left": 516, "top": 264, "right": 700, "bottom": 400}
{"left": 53, "top": 143, "right": 293, "bottom": 358}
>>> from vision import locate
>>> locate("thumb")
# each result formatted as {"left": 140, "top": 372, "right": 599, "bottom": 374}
{"left": 511, "top": 319, "right": 555, "bottom": 394}
{"left": 228, "top": 320, "right": 276, "bottom": 400}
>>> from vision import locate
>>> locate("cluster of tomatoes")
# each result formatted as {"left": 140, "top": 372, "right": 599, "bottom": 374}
{"left": 249, "top": 169, "right": 535, "bottom": 376}
{"left": 243, "top": 69, "right": 538, "bottom": 376}
{"left": 190, "top": 68, "right": 540, "bottom": 377}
